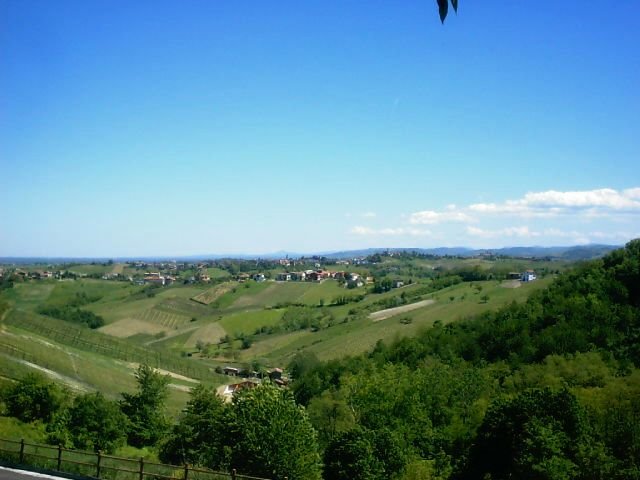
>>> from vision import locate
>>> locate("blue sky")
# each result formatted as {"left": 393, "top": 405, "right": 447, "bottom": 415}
{"left": 1, "top": 1, "right": 639, "bottom": 257}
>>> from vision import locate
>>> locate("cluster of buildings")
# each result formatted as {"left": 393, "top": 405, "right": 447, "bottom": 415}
{"left": 8, "top": 269, "right": 57, "bottom": 280}
{"left": 217, "top": 366, "right": 288, "bottom": 402}
{"left": 507, "top": 270, "right": 538, "bottom": 282}
{"left": 268, "top": 270, "right": 372, "bottom": 287}
{"left": 134, "top": 272, "right": 177, "bottom": 286}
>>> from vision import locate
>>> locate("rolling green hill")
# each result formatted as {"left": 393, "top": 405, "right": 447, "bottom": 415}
{"left": 0, "top": 254, "right": 559, "bottom": 418}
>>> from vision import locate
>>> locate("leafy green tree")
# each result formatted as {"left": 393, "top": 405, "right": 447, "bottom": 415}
{"left": 324, "top": 428, "right": 380, "bottom": 480}
{"left": 464, "top": 388, "right": 588, "bottom": 480}
{"left": 4, "top": 373, "right": 66, "bottom": 423}
{"left": 307, "top": 389, "right": 355, "bottom": 448}
{"left": 289, "top": 351, "right": 321, "bottom": 380}
{"left": 120, "top": 364, "right": 170, "bottom": 447}
{"left": 231, "top": 383, "right": 321, "bottom": 480}
{"left": 324, "top": 427, "right": 406, "bottom": 480}
{"left": 159, "top": 385, "right": 232, "bottom": 470}
{"left": 48, "top": 393, "right": 128, "bottom": 453}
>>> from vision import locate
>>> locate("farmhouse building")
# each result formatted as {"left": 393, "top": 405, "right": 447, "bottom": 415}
{"left": 144, "top": 272, "right": 166, "bottom": 285}
{"left": 223, "top": 366, "right": 240, "bottom": 376}
{"left": 217, "top": 380, "right": 259, "bottom": 403}
{"left": 522, "top": 270, "right": 537, "bottom": 282}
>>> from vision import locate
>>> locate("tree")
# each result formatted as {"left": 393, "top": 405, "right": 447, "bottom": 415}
{"left": 3, "top": 373, "right": 66, "bottom": 423}
{"left": 231, "top": 383, "right": 321, "bottom": 480}
{"left": 464, "top": 388, "right": 588, "bottom": 480}
{"left": 159, "top": 385, "right": 232, "bottom": 470}
{"left": 120, "top": 364, "right": 170, "bottom": 447}
{"left": 307, "top": 389, "right": 355, "bottom": 448}
{"left": 289, "top": 351, "right": 321, "bottom": 380}
{"left": 323, "top": 427, "right": 406, "bottom": 480}
{"left": 324, "top": 428, "right": 379, "bottom": 480}
{"left": 48, "top": 393, "right": 128, "bottom": 453}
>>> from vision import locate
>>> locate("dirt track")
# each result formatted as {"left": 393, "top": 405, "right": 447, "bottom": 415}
{"left": 369, "top": 299, "right": 435, "bottom": 322}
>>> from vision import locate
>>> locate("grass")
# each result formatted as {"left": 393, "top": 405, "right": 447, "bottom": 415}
{"left": 0, "top": 417, "right": 46, "bottom": 443}
{"left": 244, "top": 278, "right": 554, "bottom": 365}
{"left": 134, "top": 308, "right": 191, "bottom": 329}
{"left": 212, "top": 281, "right": 272, "bottom": 309}
{"left": 217, "top": 309, "right": 285, "bottom": 336}
{"left": 227, "top": 282, "right": 312, "bottom": 309}
{"left": 205, "top": 267, "right": 232, "bottom": 279}
{"left": 298, "top": 279, "right": 362, "bottom": 305}
{"left": 2, "top": 309, "right": 214, "bottom": 383}
{"left": 0, "top": 324, "right": 201, "bottom": 416}
{"left": 2, "top": 282, "right": 56, "bottom": 310}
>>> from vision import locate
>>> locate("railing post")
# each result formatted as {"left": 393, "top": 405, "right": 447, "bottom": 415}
{"left": 19, "top": 439, "right": 25, "bottom": 463}
{"left": 231, "top": 468, "right": 237, "bottom": 480}
{"left": 96, "top": 450, "right": 102, "bottom": 478}
{"left": 183, "top": 463, "right": 189, "bottom": 480}
{"left": 139, "top": 457, "right": 144, "bottom": 480}
{"left": 57, "top": 444, "right": 63, "bottom": 471}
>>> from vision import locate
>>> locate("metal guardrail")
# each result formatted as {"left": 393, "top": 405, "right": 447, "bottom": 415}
{"left": 0, "top": 438, "right": 270, "bottom": 480}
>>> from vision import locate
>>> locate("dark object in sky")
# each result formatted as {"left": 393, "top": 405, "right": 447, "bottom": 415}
{"left": 437, "top": 0, "right": 458, "bottom": 23}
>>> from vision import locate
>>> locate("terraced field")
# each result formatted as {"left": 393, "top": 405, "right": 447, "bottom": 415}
{"left": 191, "top": 282, "right": 237, "bottom": 305}
{"left": 155, "top": 297, "right": 210, "bottom": 317}
{"left": 134, "top": 308, "right": 191, "bottom": 329}
{"left": 100, "top": 318, "right": 167, "bottom": 338}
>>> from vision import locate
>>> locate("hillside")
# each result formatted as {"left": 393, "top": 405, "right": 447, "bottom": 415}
{"left": 291, "top": 239, "right": 640, "bottom": 479}
{"left": 0, "top": 241, "right": 638, "bottom": 479}
{"left": 0, "top": 255, "right": 555, "bottom": 395}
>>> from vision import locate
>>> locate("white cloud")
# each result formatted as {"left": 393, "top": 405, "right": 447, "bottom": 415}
{"left": 466, "top": 226, "right": 540, "bottom": 239}
{"left": 465, "top": 226, "right": 636, "bottom": 245}
{"left": 362, "top": 186, "right": 639, "bottom": 247}
{"left": 362, "top": 212, "right": 377, "bottom": 218}
{"left": 468, "top": 187, "right": 640, "bottom": 217}
{"left": 522, "top": 188, "right": 640, "bottom": 209}
{"left": 409, "top": 210, "right": 473, "bottom": 224}
{"left": 350, "top": 226, "right": 431, "bottom": 237}
{"left": 624, "top": 188, "right": 640, "bottom": 199}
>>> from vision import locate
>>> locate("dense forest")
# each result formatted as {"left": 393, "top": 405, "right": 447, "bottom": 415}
{"left": 1, "top": 240, "right": 639, "bottom": 479}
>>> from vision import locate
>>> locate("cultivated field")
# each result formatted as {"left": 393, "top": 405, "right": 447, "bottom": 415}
{"left": 134, "top": 307, "right": 191, "bottom": 329}
{"left": 191, "top": 282, "right": 237, "bottom": 305}
{"left": 369, "top": 299, "right": 435, "bottom": 321}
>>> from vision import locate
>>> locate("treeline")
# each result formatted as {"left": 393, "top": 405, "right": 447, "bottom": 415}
{"left": 38, "top": 305, "right": 105, "bottom": 329}
{"left": 289, "top": 239, "right": 640, "bottom": 479}
{"left": 36, "top": 290, "right": 106, "bottom": 329}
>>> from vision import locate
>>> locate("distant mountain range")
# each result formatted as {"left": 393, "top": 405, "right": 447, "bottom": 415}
{"left": 320, "top": 244, "right": 620, "bottom": 260}
{"left": 0, "top": 244, "right": 621, "bottom": 264}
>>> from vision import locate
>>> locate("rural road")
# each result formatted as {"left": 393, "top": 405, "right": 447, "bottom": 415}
{"left": 0, "top": 467, "right": 66, "bottom": 480}
{"left": 369, "top": 299, "right": 435, "bottom": 322}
